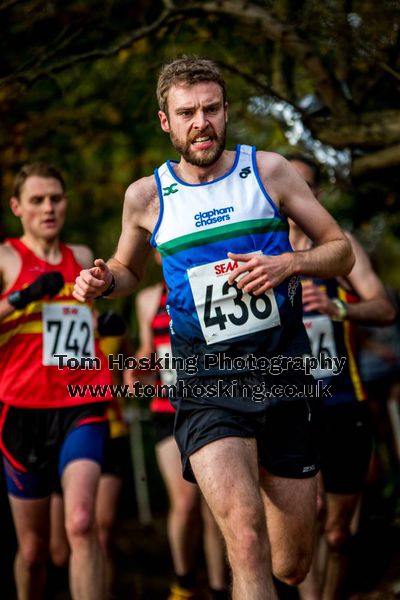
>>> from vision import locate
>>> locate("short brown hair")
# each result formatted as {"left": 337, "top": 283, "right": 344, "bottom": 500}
{"left": 157, "top": 56, "right": 227, "bottom": 114}
{"left": 13, "top": 162, "right": 66, "bottom": 199}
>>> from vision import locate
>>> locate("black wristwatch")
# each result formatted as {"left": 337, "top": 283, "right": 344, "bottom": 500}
{"left": 99, "top": 274, "right": 116, "bottom": 298}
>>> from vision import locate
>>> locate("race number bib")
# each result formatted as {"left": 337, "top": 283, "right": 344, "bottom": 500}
{"left": 42, "top": 303, "right": 95, "bottom": 366}
{"left": 303, "top": 314, "right": 337, "bottom": 378}
{"left": 156, "top": 343, "right": 177, "bottom": 385}
{"left": 188, "top": 255, "right": 281, "bottom": 345}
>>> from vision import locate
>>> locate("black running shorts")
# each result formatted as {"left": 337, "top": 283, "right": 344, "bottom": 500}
{"left": 171, "top": 371, "right": 321, "bottom": 483}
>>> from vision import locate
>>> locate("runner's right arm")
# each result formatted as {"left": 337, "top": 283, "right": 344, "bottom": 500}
{"left": 0, "top": 274, "right": 64, "bottom": 321}
{"left": 73, "top": 177, "right": 155, "bottom": 302}
{"left": 0, "top": 273, "right": 64, "bottom": 322}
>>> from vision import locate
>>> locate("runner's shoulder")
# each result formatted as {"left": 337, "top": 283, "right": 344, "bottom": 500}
{"left": 0, "top": 242, "right": 18, "bottom": 263}
{"left": 125, "top": 175, "right": 158, "bottom": 212}
{"left": 255, "top": 151, "right": 289, "bottom": 179}
{"left": 0, "top": 242, "right": 19, "bottom": 274}
{"left": 0, "top": 243, "right": 21, "bottom": 293}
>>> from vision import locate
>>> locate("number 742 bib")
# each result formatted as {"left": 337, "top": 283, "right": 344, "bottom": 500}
{"left": 187, "top": 254, "right": 281, "bottom": 345}
{"left": 42, "top": 303, "right": 95, "bottom": 366}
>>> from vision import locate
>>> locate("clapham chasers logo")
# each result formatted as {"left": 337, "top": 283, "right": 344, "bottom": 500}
{"left": 194, "top": 206, "right": 234, "bottom": 228}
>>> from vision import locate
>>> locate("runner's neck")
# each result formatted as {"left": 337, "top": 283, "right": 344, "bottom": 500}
{"left": 20, "top": 234, "right": 62, "bottom": 264}
{"left": 172, "top": 149, "right": 236, "bottom": 184}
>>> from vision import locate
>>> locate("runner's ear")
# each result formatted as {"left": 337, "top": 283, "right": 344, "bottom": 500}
{"left": 158, "top": 110, "right": 170, "bottom": 133}
{"left": 10, "top": 196, "right": 21, "bottom": 217}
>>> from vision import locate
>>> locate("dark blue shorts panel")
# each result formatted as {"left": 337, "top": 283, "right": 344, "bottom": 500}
{"left": 3, "top": 456, "right": 55, "bottom": 499}
{"left": 59, "top": 421, "right": 108, "bottom": 476}
{"left": 0, "top": 403, "right": 108, "bottom": 499}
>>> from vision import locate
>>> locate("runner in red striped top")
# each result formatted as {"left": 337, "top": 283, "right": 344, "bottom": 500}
{"left": 0, "top": 162, "right": 112, "bottom": 600}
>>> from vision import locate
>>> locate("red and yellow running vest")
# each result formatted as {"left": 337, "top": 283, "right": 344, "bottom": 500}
{"left": 0, "top": 239, "right": 112, "bottom": 408}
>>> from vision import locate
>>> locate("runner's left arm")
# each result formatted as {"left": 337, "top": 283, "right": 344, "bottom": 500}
{"left": 301, "top": 234, "right": 396, "bottom": 324}
{"left": 338, "top": 233, "right": 396, "bottom": 324}
{"left": 228, "top": 153, "right": 354, "bottom": 295}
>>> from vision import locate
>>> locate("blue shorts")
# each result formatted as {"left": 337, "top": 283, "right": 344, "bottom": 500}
{"left": 0, "top": 403, "right": 109, "bottom": 499}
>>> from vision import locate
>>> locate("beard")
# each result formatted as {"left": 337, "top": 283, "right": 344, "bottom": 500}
{"left": 170, "top": 126, "right": 226, "bottom": 167}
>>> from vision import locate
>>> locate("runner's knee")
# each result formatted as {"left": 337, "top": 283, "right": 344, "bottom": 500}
{"left": 325, "top": 525, "right": 350, "bottom": 550}
{"left": 19, "top": 533, "right": 49, "bottom": 568}
{"left": 223, "top": 508, "right": 267, "bottom": 568}
{"left": 228, "top": 525, "right": 267, "bottom": 571}
{"left": 272, "top": 540, "right": 313, "bottom": 585}
{"left": 50, "top": 541, "right": 69, "bottom": 568}
{"left": 171, "top": 492, "right": 199, "bottom": 521}
{"left": 273, "top": 551, "right": 310, "bottom": 586}
{"left": 66, "top": 506, "right": 95, "bottom": 541}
